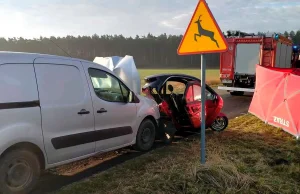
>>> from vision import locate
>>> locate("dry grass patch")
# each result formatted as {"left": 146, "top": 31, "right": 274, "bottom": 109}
{"left": 55, "top": 114, "right": 300, "bottom": 194}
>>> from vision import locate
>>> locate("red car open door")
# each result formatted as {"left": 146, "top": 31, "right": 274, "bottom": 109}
{"left": 184, "top": 81, "right": 217, "bottom": 128}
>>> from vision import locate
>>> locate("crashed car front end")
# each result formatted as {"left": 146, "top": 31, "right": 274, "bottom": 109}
{"left": 142, "top": 73, "right": 228, "bottom": 133}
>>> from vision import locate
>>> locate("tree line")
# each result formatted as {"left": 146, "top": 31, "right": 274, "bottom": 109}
{"left": 0, "top": 30, "right": 299, "bottom": 69}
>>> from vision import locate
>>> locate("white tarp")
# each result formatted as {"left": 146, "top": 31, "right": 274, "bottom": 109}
{"left": 93, "top": 55, "right": 141, "bottom": 95}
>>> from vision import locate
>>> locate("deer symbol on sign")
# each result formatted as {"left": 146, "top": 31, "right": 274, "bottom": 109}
{"left": 194, "top": 15, "right": 219, "bottom": 48}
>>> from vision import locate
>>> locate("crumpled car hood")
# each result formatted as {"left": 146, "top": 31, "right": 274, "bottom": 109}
{"left": 93, "top": 55, "right": 141, "bottom": 95}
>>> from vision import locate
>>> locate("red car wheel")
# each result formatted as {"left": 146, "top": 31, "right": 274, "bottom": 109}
{"left": 210, "top": 116, "right": 228, "bottom": 132}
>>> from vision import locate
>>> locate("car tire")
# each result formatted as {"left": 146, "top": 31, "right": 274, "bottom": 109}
{"left": 0, "top": 149, "right": 41, "bottom": 194}
{"left": 134, "top": 119, "right": 156, "bottom": 151}
{"left": 210, "top": 115, "right": 229, "bottom": 132}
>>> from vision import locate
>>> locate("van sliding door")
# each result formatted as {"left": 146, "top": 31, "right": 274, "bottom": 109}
{"left": 34, "top": 58, "right": 95, "bottom": 164}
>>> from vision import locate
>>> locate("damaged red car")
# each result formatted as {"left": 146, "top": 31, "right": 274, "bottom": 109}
{"left": 142, "top": 74, "right": 228, "bottom": 142}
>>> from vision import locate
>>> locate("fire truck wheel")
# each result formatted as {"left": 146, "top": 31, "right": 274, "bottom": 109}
{"left": 230, "top": 91, "right": 244, "bottom": 96}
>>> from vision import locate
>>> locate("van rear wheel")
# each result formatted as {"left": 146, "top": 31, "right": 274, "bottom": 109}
{"left": 0, "top": 149, "right": 41, "bottom": 194}
{"left": 134, "top": 119, "right": 156, "bottom": 151}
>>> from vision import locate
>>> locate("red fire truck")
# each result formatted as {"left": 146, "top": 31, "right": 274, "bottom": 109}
{"left": 218, "top": 33, "right": 300, "bottom": 96}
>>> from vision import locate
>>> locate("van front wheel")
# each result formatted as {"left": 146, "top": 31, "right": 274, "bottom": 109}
{"left": 0, "top": 149, "right": 41, "bottom": 194}
{"left": 134, "top": 119, "right": 156, "bottom": 151}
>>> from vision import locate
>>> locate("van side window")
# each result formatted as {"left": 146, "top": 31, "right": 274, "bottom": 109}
{"left": 35, "top": 64, "right": 85, "bottom": 106}
{"left": 0, "top": 64, "right": 38, "bottom": 103}
{"left": 120, "top": 83, "right": 129, "bottom": 100}
{"left": 88, "top": 68, "right": 129, "bottom": 102}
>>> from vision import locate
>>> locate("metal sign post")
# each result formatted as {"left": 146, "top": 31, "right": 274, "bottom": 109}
{"left": 200, "top": 54, "right": 206, "bottom": 164}
{"left": 177, "top": 0, "right": 228, "bottom": 165}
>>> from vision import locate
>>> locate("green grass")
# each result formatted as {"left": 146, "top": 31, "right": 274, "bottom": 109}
{"left": 54, "top": 114, "right": 300, "bottom": 194}
{"left": 138, "top": 69, "right": 220, "bottom": 86}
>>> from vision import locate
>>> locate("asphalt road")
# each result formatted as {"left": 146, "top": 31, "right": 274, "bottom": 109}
{"left": 32, "top": 89, "right": 253, "bottom": 194}
{"left": 214, "top": 87, "right": 253, "bottom": 119}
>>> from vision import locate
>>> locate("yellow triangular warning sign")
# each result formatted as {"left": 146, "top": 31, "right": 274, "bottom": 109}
{"left": 177, "top": 0, "right": 228, "bottom": 55}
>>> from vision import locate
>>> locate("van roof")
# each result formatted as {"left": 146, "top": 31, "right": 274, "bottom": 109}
{"left": 0, "top": 51, "right": 93, "bottom": 64}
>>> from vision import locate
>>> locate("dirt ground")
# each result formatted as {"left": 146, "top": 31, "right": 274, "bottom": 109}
{"left": 32, "top": 88, "right": 253, "bottom": 194}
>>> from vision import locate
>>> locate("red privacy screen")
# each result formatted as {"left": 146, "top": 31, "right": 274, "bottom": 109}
{"left": 249, "top": 64, "right": 300, "bottom": 137}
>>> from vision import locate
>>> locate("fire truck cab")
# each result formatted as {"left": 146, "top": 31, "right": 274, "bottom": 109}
{"left": 218, "top": 33, "right": 299, "bottom": 96}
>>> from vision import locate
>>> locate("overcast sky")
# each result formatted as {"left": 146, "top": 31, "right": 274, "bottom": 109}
{"left": 0, "top": 0, "right": 299, "bottom": 39}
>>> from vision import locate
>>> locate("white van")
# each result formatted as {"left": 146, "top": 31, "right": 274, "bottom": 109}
{"left": 0, "top": 52, "right": 160, "bottom": 194}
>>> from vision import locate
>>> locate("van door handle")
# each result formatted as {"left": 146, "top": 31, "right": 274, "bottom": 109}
{"left": 78, "top": 109, "right": 90, "bottom": 115}
{"left": 97, "top": 108, "right": 107, "bottom": 113}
